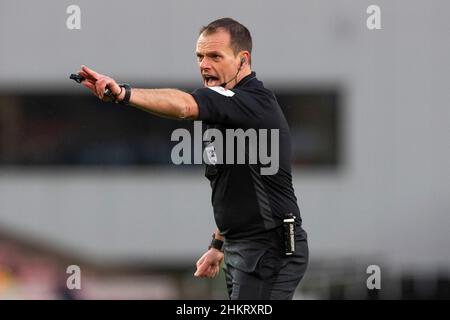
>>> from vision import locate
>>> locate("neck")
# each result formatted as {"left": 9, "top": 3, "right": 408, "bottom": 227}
{"left": 235, "top": 69, "right": 252, "bottom": 85}
{"left": 222, "top": 68, "right": 252, "bottom": 89}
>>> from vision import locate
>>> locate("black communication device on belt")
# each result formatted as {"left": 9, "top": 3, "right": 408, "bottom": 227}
{"left": 283, "top": 213, "right": 296, "bottom": 255}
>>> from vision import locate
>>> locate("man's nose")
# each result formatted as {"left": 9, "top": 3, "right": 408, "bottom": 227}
{"left": 199, "top": 57, "right": 211, "bottom": 69}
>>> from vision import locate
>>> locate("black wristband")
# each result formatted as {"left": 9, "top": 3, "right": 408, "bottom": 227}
{"left": 208, "top": 234, "right": 224, "bottom": 252}
{"left": 118, "top": 83, "right": 131, "bottom": 105}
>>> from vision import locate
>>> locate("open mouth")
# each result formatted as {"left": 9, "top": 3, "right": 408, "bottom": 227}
{"left": 203, "top": 75, "right": 220, "bottom": 87}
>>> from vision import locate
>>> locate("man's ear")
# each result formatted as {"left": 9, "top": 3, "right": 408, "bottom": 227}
{"left": 238, "top": 51, "right": 250, "bottom": 67}
{"left": 240, "top": 57, "right": 245, "bottom": 69}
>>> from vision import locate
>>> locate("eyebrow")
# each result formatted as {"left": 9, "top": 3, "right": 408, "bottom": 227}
{"left": 196, "top": 51, "right": 223, "bottom": 57}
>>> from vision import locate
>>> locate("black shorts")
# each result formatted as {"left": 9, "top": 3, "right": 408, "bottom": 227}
{"left": 223, "top": 227, "right": 309, "bottom": 300}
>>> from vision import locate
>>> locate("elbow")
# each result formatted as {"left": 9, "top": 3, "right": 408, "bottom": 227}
{"left": 179, "top": 97, "right": 199, "bottom": 120}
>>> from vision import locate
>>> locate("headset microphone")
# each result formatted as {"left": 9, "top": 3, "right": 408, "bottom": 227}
{"left": 220, "top": 57, "right": 245, "bottom": 88}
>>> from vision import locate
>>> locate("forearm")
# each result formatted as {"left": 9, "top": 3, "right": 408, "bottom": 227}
{"left": 126, "top": 88, "right": 199, "bottom": 120}
{"left": 77, "top": 66, "right": 199, "bottom": 119}
{"left": 214, "top": 228, "right": 224, "bottom": 241}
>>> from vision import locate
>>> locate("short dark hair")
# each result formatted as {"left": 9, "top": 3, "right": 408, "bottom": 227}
{"left": 199, "top": 18, "right": 252, "bottom": 63}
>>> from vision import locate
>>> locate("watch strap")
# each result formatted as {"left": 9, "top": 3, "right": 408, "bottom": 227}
{"left": 208, "top": 234, "right": 224, "bottom": 251}
{"left": 118, "top": 83, "right": 131, "bottom": 105}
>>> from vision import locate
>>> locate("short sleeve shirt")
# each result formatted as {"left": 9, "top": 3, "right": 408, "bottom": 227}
{"left": 191, "top": 72, "right": 301, "bottom": 241}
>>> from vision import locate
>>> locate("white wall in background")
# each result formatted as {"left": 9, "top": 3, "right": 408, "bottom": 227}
{"left": 0, "top": 0, "right": 449, "bottom": 271}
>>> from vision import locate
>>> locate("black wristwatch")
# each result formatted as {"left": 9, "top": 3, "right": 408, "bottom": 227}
{"left": 208, "top": 233, "right": 224, "bottom": 252}
{"left": 117, "top": 83, "right": 131, "bottom": 105}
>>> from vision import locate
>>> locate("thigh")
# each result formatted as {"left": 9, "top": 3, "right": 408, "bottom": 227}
{"left": 269, "top": 238, "right": 309, "bottom": 300}
{"left": 223, "top": 242, "right": 276, "bottom": 300}
{"left": 223, "top": 263, "right": 233, "bottom": 299}
{"left": 225, "top": 264, "right": 274, "bottom": 300}
{"left": 224, "top": 248, "right": 283, "bottom": 300}
{"left": 223, "top": 230, "right": 309, "bottom": 300}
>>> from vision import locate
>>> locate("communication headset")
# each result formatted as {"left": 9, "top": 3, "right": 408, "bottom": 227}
{"left": 239, "top": 56, "right": 245, "bottom": 69}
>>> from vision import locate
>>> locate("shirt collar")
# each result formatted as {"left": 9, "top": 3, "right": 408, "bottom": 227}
{"left": 234, "top": 71, "right": 257, "bottom": 88}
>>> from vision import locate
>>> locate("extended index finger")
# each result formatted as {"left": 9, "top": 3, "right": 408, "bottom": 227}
{"left": 81, "top": 65, "right": 100, "bottom": 81}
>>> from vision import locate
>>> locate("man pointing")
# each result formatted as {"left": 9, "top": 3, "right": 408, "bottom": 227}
{"left": 77, "top": 17, "right": 308, "bottom": 300}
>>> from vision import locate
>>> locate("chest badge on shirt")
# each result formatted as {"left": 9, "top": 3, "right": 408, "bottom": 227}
{"left": 205, "top": 143, "right": 218, "bottom": 165}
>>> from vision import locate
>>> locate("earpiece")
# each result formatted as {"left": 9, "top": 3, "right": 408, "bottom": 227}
{"left": 240, "top": 57, "right": 245, "bottom": 68}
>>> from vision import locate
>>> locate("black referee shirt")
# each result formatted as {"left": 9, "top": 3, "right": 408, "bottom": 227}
{"left": 191, "top": 72, "right": 301, "bottom": 241}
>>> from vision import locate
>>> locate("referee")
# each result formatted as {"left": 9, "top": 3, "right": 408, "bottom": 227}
{"left": 77, "top": 17, "right": 308, "bottom": 300}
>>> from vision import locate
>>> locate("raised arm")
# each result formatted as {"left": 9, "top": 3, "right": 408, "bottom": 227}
{"left": 78, "top": 65, "right": 199, "bottom": 120}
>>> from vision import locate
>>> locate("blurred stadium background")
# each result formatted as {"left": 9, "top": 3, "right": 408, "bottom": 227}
{"left": 0, "top": 0, "right": 449, "bottom": 299}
